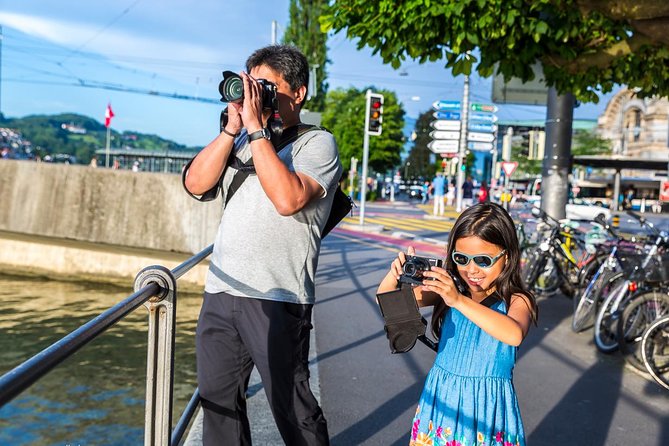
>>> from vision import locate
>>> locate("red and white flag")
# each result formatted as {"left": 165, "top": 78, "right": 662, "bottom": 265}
{"left": 104, "top": 103, "right": 115, "bottom": 128}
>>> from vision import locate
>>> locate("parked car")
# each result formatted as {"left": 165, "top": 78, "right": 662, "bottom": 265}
{"left": 566, "top": 197, "right": 611, "bottom": 221}
{"left": 407, "top": 185, "right": 424, "bottom": 200}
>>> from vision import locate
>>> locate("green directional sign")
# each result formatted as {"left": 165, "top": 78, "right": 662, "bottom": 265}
{"left": 471, "top": 103, "right": 498, "bottom": 113}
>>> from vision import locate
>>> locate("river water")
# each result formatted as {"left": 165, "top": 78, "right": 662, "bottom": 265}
{"left": 0, "top": 272, "right": 202, "bottom": 445}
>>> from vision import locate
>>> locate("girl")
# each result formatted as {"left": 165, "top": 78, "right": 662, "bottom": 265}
{"left": 377, "top": 202, "right": 537, "bottom": 446}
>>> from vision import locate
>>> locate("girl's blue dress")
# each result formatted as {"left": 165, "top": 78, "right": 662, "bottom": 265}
{"left": 410, "top": 298, "right": 526, "bottom": 446}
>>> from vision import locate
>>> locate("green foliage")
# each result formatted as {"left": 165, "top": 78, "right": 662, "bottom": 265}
{"left": 512, "top": 143, "right": 542, "bottom": 176}
{"left": 0, "top": 113, "right": 196, "bottom": 163}
{"left": 283, "top": 0, "right": 329, "bottom": 112}
{"left": 322, "top": 1, "right": 669, "bottom": 102}
{"left": 405, "top": 110, "right": 437, "bottom": 179}
{"left": 571, "top": 129, "right": 611, "bottom": 156}
{"left": 321, "top": 87, "right": 405, "bottom": 175}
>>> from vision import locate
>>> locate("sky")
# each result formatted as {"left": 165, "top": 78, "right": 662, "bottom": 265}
{"left": 0, "top": 0, "right": 615, "bottom": 148}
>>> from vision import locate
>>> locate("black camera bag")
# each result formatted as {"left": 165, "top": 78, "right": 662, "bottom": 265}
{"left": 377, "top": 286, "right": 431, "bottom": 353}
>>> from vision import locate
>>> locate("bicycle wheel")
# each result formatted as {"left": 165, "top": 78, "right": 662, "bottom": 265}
{"left": 593, "top": 275, "right": 627, "bottom": 353}
{"left": 572, "top": 266, "right": 618, "bottom": 332}
{"left": 534, "top": 256, "right": 560, "bottom": 294}
{"left": 522, "top": 248, "right": 548, "bottom": 293}
{"left": 617, "top": 289, "right": 669, "bottom": 371}
{"left": 641, "top": 315, "right": 669, "bottom": 391}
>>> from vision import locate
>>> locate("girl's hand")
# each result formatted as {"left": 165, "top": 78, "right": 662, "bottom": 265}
{"left": 388, "top": 246, "right": 415, "bottom": 282}
{"left": 420, "top": 266, "right": 463, "bottom": 307}
{"left": 377, "top": 246, "right": 415, "bottom": 294}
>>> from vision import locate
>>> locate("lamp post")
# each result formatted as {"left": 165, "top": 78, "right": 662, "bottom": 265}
{"left": 404, "top": 162, "right": 411, "bottom": 180}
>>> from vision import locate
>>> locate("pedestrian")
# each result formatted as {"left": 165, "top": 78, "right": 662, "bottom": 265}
{"left": 89, "top": 156, "right": 98, "bottom": 168}
{"left": 462, "top": 175, "right": 474, "bottom": 208}
{"left": 432, "top": 171, "right": 446, "bottom": 216}
{"left": 183, "top": 44, "right": 341, "bottom": 446}
{"left": 477, "top": 180, "right": 489, "bottom": 203}
{"left": 445, "top": 181, "right": 455, "bottom": 207}
{"left": 421, "top": 181, "right": 429, "bottom": 204}
{"left": 377, "top": 202, "right": 537, "bottom": 446}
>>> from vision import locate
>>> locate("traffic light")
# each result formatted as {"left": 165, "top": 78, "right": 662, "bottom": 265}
{"left": 367, "top": 93, "right": 384, "bottom": 136}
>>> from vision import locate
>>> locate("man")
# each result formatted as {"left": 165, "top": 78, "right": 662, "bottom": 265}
{"left": 462, "top": 175, "right": 474, "bottom": 209}
{"left": 432, "top": 171, "right": 446, "bottom": 216}
{"left": 183, "top": 45, "right": 341, "bottom": 446}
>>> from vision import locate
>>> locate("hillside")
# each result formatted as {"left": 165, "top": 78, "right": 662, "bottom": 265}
{"left": 0, "top": 112, "right": 199, "bottom": 164}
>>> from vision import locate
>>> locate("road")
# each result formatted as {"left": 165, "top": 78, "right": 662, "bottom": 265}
{"left": 313, "top": 201, "right": 669, "bottom": 446}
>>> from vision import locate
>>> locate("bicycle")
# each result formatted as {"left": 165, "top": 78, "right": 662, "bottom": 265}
{"left": 522, "top": 207, "right": 599, "bottom": 299}
{"left": 592, "top": 211, "right": 669, "bottom": 353}
{"left": 617, "top": 286, "right": 669, "bottom": 371}
{"left": 572, "top": 214, "right": 651, "bottom": 332}
{"left": 641, "top": 314, "right": 669, "bottom": 390}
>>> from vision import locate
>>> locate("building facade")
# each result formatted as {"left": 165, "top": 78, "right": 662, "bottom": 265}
{"left": 597, "top": 88, "right": 669, "bottom": 159}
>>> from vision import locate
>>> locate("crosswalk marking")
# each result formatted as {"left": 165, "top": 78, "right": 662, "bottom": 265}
{"left": 341, "top": 215, "right": 455, "bottom": 234}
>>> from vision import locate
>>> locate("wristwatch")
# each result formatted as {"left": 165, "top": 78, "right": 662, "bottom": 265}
{"left": 248, "top": 128, "right": 271, "bottom": 142}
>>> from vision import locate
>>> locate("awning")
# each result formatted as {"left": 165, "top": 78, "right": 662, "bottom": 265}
{"left": 573, "top": 155, "right": 668, "bottom": 171}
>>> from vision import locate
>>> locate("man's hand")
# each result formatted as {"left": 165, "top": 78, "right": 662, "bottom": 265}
{"left": 240, "top": 72, "right": 266, "bottom": 133}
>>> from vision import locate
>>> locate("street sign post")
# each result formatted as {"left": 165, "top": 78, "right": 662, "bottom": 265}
{"left": 469, "top": 112, "right": 498, "bottom": 123}
{"left": 467, "top": 141, "right": 494, "bottom": 151}
{"left": 432, "top": 111, "right": 461, "bottom": 120}
{"left": 501, "top": 161, "right": 518, "bottom": 177}
{"left": 429, "top": 130, "right": 460, "bottom": 140}
{"left": 468, "top": 123, "right": 498, "bottom": 133}
{"left": 433, "top": 100, "right": 461, "bottom": 110}
{"left": 430, "top": 120, "right": 461, "bottom": 131}
{"left": 467, "top": 132, "right": 495, "bottom": 143}
{"left": 471, "top": 103, "right": 498, "bottom": 113}
{"left": 428, "top": 140, "right": 459, "bottom": 153}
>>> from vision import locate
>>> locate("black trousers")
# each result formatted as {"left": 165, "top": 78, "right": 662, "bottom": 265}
{"left": 196, "top": 291, "right": 329, "bottom": 446}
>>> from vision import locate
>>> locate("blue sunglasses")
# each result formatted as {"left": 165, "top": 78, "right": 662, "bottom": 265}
{"left": 451, "top": 250, "right": 506, "bottom": 268}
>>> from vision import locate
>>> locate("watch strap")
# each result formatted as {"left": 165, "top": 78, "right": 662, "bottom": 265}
{"left": 248, "top": 128, "right": 270, "bottom": 141}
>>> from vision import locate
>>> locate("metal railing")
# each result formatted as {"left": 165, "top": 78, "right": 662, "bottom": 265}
{"left": 0, "top": 243, "right": 214, "bottom": 446}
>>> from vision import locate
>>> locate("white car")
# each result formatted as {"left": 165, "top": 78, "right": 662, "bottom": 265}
{"left": 566, "top": 198, "right": 611, "bottom": 221}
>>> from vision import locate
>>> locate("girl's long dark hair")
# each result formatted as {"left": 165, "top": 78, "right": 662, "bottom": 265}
{"left": 431, "top": 202, "right": 538, "bottom": 339}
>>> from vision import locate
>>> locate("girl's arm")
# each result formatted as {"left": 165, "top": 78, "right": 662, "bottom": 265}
{"left": 421, "top": 267, "right": 533, "bottom": 346}
{"left": 449, "top": 293, "right": 533, "bottom": 346}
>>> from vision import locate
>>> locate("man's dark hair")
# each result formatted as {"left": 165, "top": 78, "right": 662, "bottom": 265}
{"left": 246, "top": 44, "right": 309, "bottom": 100}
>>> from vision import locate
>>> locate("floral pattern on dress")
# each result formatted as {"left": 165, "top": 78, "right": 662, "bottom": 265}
{"left": 409, "top": 411, "right": 523, "bottom": 446}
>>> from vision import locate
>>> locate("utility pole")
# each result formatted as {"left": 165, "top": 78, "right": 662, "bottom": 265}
{"left": 271, "top": 21, "right": 278, "bottom": 44}
{"left": 455, "top": 75, "right": 470, "bottom": 212}
{"left": 541, "top": 87, "right": 574, "bottom": 220}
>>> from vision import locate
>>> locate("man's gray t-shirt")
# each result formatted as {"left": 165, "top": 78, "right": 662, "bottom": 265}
{"left": 204, "top": 129, "right": 342, "bottom": 304}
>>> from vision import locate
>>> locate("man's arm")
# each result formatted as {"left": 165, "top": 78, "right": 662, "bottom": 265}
{"left": 249, "top": 137, "right": 325, "bottom": 216}
{"left": 183, "top": 130, "right": 237, "bottom": 195}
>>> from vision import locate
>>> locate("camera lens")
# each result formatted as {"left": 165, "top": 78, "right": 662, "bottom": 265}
{"left": 403, "top": 263, "right": 417, "bottom": 276}
{"left": 219, "top": 71, "right": 244, "bottom": 103}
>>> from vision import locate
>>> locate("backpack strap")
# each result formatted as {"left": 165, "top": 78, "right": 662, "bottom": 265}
{"left": 224, "top": 124, "right": 326, "bottom": 206}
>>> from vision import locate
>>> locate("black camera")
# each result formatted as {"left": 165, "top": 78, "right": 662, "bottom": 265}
{"left": 218, "top": 70, "right": 278, "bottom": 111}
{"left": 399, "top": 255, "right": 444, "bottom": 286}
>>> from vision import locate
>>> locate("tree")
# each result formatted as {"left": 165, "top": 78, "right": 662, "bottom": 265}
{"left": 404, "top": 111, "right": 435, "bottom": 179}
{"left": 571, "top": 129, "right": 611, "bottom": 156}
{"left": 321, "top": 1, "right": 669, "bottom": 103}
{"left": 283, "top": 0, "right": 329, "bottom": 111}
{"left": 321, "top": 87, "right": 405, "bottom": 175}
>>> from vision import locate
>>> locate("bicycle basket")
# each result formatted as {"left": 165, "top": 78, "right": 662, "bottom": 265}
{"left": 643, "top": 253, "right": 669, "bottom": 283}
{"left": 617, "top": 251, "right": 646, "bottom": 276}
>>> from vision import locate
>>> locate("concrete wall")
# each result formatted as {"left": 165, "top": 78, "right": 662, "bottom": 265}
{"left": 0, "top": 160, "right": 222, "bottom": 254}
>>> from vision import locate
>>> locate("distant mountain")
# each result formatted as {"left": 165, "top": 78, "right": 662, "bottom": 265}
{"left": 0, "top": 112, "right": 200, "bottom": 164}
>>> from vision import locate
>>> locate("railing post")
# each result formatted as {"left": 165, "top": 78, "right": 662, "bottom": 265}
{"left": 135, "top": 265, "right": 177, "bottom": 446}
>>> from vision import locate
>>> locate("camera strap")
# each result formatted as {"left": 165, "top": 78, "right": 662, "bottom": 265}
{"left": 224, "top": 124, "right": 325, "bottom": 207}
